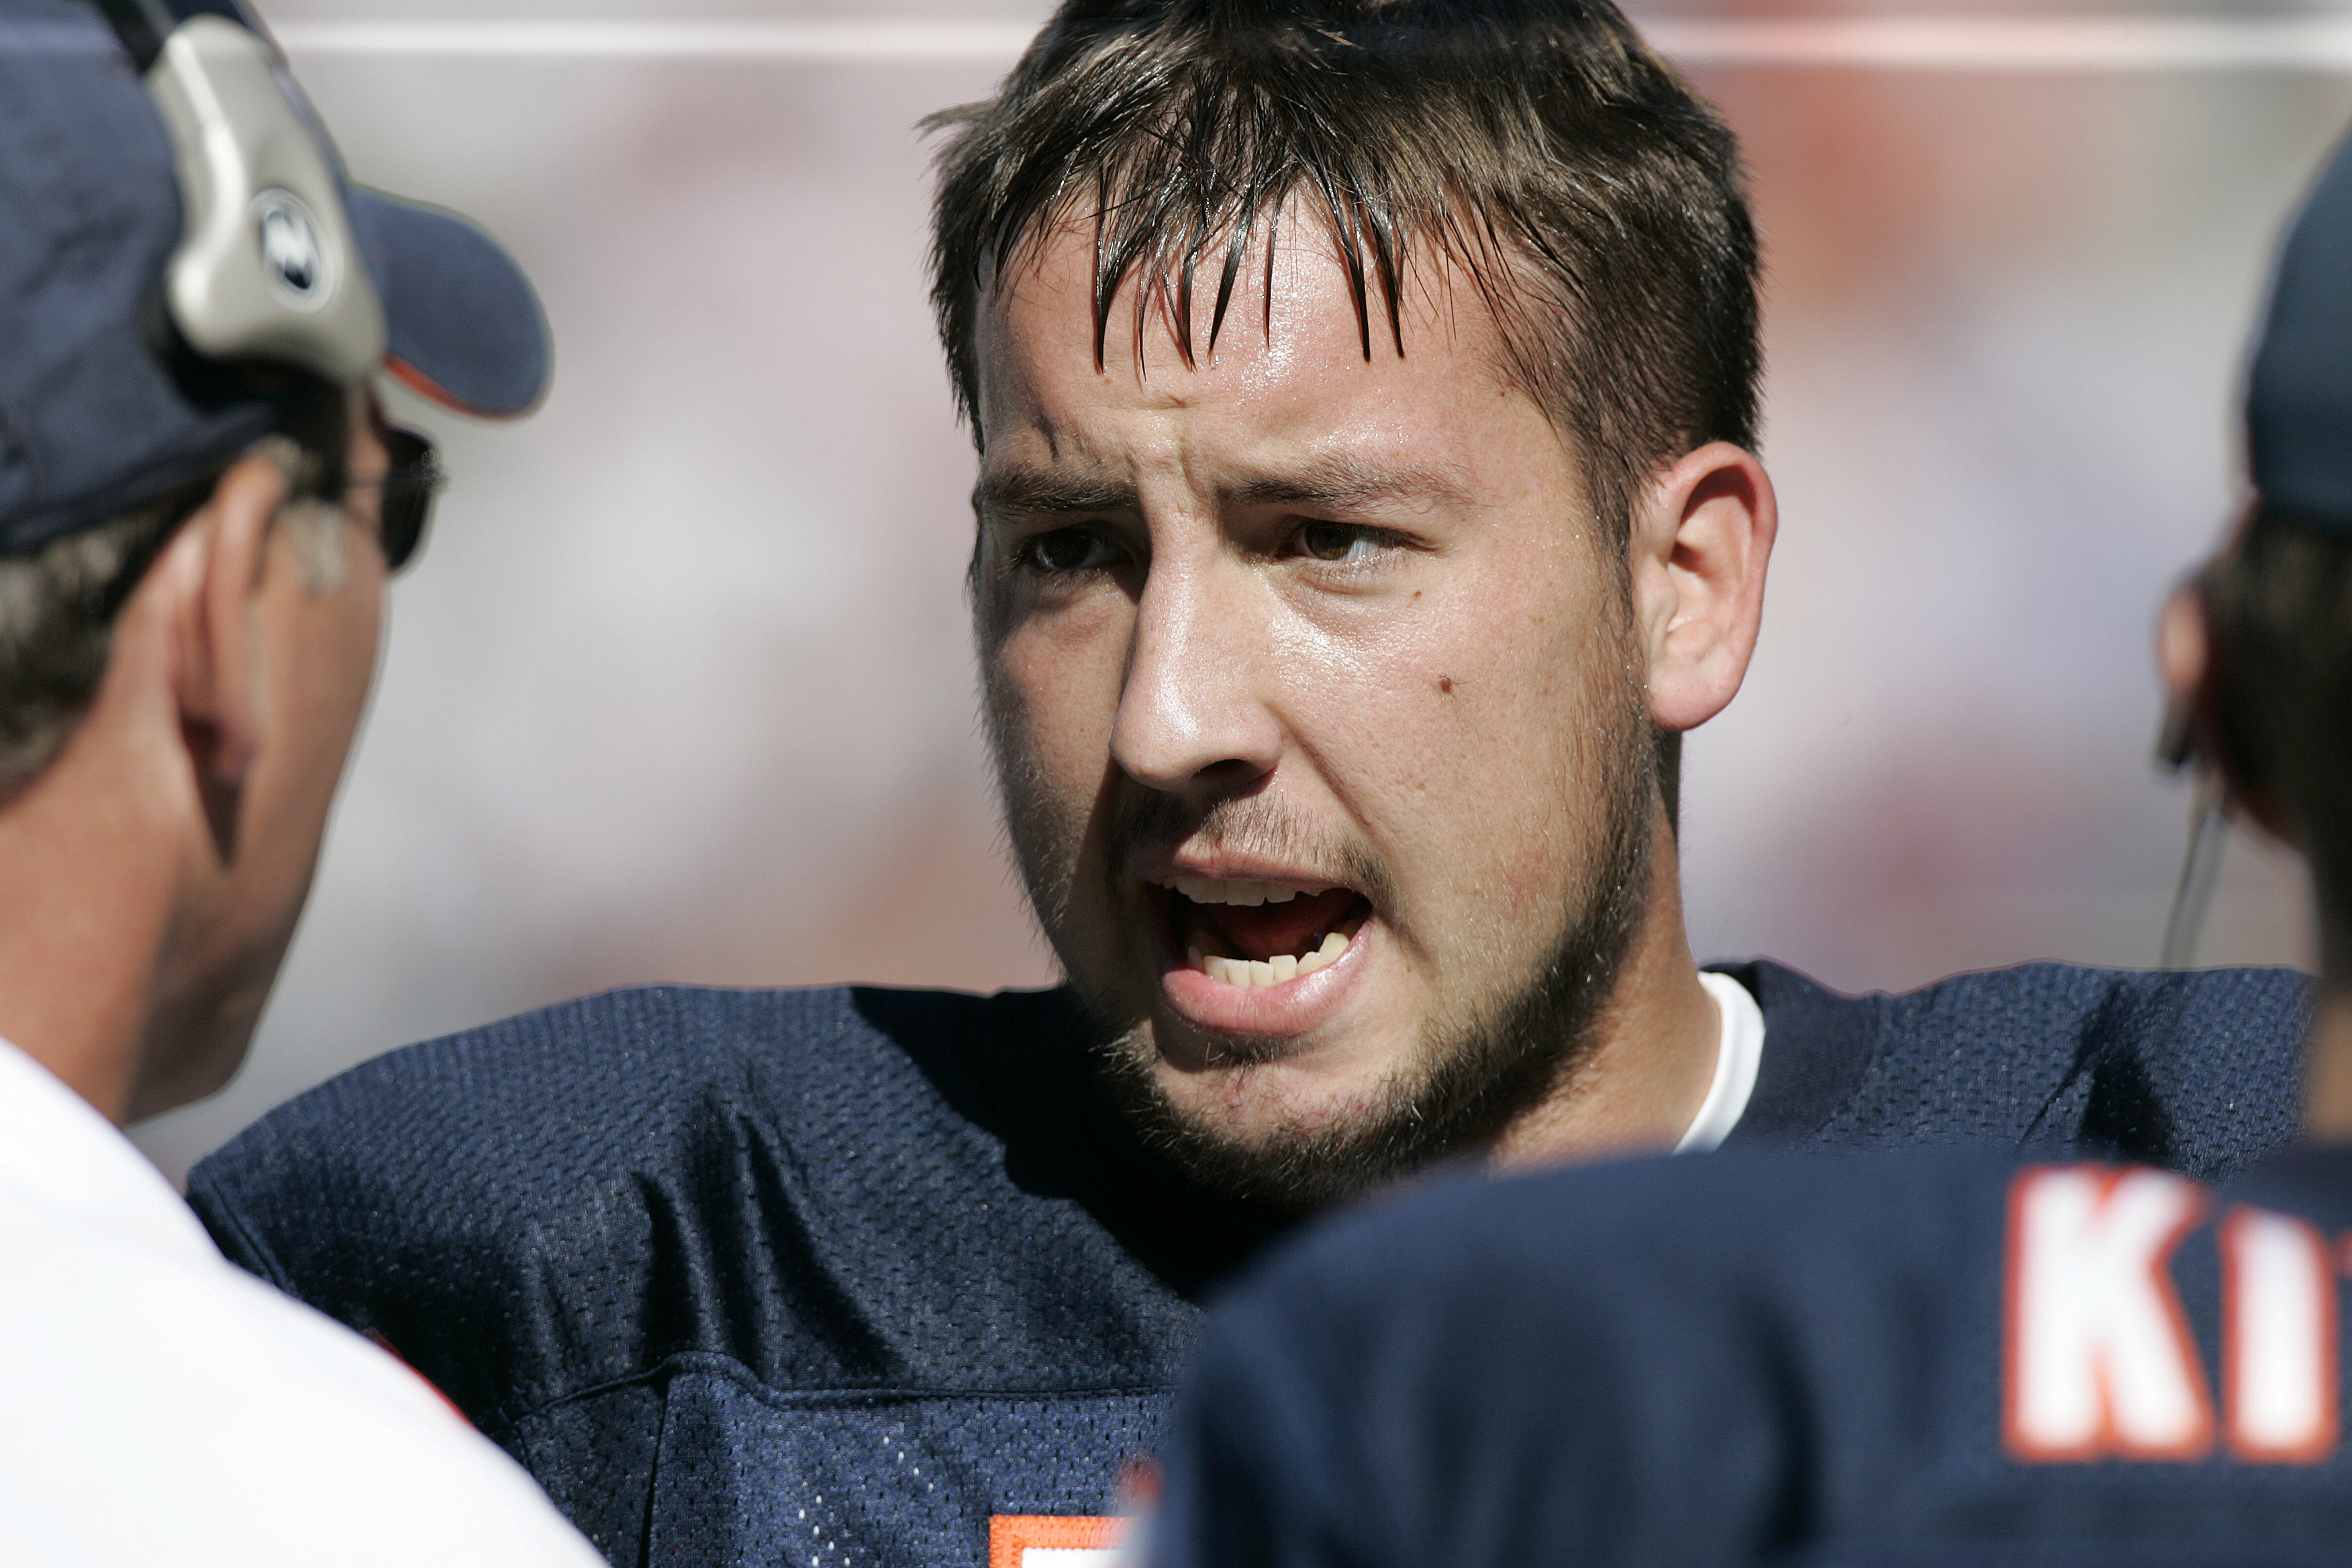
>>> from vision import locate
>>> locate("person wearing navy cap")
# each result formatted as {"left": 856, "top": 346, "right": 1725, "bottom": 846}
{"left": 0, "top": 0, "right": 595, "bottom": 1561}
{"left": 1138, "top": 128, "right": 2352, "bottom": 1568}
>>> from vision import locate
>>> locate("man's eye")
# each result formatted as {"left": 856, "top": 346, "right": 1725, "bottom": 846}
{"left": 1297, "top": 520, "right": 1380, "bottom": 563}
{"left": 1018, "top": 527, "right": 1116, "bottom": 573}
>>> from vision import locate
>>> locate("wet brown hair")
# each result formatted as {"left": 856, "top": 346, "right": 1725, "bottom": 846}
{"left": 926, "top": 0, "right": 1761, "bottom": 544}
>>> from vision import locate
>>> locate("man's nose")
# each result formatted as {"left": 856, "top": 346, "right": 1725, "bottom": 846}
{"left": 1110, "top": 555, "right": 1281, "bottom": 801}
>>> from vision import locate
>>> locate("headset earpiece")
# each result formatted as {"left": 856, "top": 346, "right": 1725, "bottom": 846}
{"left": 2155, "top": 699, "right": 2197, "bottom": 773}
{"left": 101, "top": 2, "right": 384, "bottom": 384}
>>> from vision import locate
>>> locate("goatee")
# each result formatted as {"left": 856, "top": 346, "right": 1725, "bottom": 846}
{"left": 1083, "top": 732, "right": 1656, "bottom": 1210}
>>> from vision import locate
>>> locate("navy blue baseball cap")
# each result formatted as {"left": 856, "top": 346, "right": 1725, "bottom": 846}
{"left": 0, "top": 0, "right": 550, "bottom": 552}
{"left": 2249, "top": 133, "right": 2352, "bottom": 535}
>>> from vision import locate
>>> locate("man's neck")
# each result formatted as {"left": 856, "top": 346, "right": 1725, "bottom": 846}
{"left": 2304, "top": 922, "right": 2352, "bottom": 1140}
{"left": 1487, "top": 816, "right": 1722, "bottom": 1170}
{"left": 0, "top": 726, "right": 181, "bottom": 1126}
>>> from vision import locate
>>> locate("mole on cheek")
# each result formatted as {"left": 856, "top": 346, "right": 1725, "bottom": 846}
{"left": 1436, "top": 676, "right": 1454, "bottom": 695}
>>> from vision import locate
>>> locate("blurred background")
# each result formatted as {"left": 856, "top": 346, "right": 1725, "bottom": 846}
{"left": 133, "top": 0, "right": 2352, "bottom": 1180}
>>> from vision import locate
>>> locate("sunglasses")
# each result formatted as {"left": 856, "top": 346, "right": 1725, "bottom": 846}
{"left": 367, "top": 428, "right": 445, "bottom": 575}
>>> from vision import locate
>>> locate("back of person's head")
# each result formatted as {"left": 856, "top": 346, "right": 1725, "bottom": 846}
{"left": 0, "top": 0, "right": 549, "bottom": 1118}
{"left": 2196, "top": 136, "right": 2352, "bottom": 958}
{"left": 926, "top": 0, "right": 1760, "bottom": 542}
{"left": 0, "top": 391, "right": 350, "bottom": 803}
{"left": 0, "top": 0, "right": 548, "bottom": 805}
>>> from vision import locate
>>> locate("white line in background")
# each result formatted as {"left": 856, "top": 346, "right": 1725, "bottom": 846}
{"left": 271, "top": 18, "right": 1040, "bottom": 60}
{"left": 268, "top": 15, "right": 2352, "bottom": 69}
{"left": 1647, "top": 15, "right": 2352, "bottom": 70}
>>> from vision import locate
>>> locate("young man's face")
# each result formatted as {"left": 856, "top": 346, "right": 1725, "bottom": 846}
{"left": 971, "top": 223, "right": 1659, "bottom": 1202}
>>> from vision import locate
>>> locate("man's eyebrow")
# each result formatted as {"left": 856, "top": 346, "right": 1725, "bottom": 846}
{"left": 974, "top": 469, "right": 1137, "bottom": 515}
{"left": 974, "top": 456, "right": 1477, "bottom": 516}
{"left": 1226, "top": 457, "right": 1475, "bottom": 511}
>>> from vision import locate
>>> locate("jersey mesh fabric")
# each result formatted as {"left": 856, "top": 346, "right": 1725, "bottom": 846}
{"left": 189, "top": 961, "right": 2311, "bottom": 1566}
{"left": 1719, "top": 961, "right": 2308, "bottom": 1177}
{"left": 1146, "top": 1145, "right": 2352, "bottom": 1568}
{"left": 191, "top": 984, "right": 1275, "bottom": 1564}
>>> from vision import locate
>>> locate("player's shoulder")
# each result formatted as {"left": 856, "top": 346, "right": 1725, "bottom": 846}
{"left": 195, "top": 981, "right": 1057, "bottom": 1201}
{"left": 1882, "top": 961, "right": 2309, "bottom": 1174}
{"left": 1258, "top": 1144, "right": 2012, "bottom": 1323}
{"left": 1179, "top": 1142, "right": 2352, "bottom": 1566}
{"left": 1733, "top": 954, "right": 2308, "bottom": 1032}
{"left": 1727, "top": 959, "right": 2311, "bottom": 1175}
{"left": 1218, "top": 1136, "right": 2352, "bottom": 1438}
{"left": 1194, "top": 1145, "right": 2001, "bottom": 1432}
{"left": 1873, "top": 959, "right": 2310, "bottom": 1042}
{"left": 1166, "top": 1146, "right": 2021, "bottom": 1567}
{"left": 185, "top": 982, "right": 1090, "bottom": 1424}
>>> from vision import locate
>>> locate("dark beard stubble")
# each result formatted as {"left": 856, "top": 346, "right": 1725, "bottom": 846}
{"left": 983, "top": 656, "right": 1658, "bottom": 1212}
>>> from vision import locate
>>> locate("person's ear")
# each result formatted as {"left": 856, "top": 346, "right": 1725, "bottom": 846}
{"left": 2155, "top": 578, "right": 2209, "bottom": 771}
{"left": 165, "top": 455, "right": 286, "bottom": 829}
{"left": 2157, "top": 573, "right": 2287, "bottom": 838}
{"left": 1630, "top": 441, "right": 1777, "bottom": 732}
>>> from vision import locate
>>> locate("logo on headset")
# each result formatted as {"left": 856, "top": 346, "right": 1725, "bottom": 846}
{"left": 254, "top": 190, "right": 329, "bottom": 308}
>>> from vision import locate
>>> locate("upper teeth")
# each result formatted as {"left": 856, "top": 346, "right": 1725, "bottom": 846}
{"left": 1168, "top": 876, "right": 1310, "bottom": 906}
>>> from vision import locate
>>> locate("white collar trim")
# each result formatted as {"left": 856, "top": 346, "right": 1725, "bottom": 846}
{"left": 1675, "top": 971, "right": 1765, "bottom": 1154}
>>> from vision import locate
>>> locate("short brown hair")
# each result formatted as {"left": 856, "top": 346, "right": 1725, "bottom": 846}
{"left": 926, "top": 0, "right": 1761, "bottom": 543}
{"left": 0, "top": 385, "right": 348, "bottom": 805}
{"left": 2205, "top": 507, "right": 2352, "bottom": 946}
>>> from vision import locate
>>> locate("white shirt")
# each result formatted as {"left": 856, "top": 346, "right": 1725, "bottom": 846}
{"left": 1675, "top": 970, "right": 1766, "bottom": 1154}
{"left": 0, "top": 1038, "right": 604, "bottom": 1568}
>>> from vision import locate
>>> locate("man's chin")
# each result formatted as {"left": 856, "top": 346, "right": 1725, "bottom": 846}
{"left": 1098, "top": 1059, "right": 1408, "bottom": 1210}
{"left": 1089, "top": 1018, "right": 1517, "bottom": 1210}
{"left": 1085, "top": 897, "right": 1645, "bottom": 1208}
{"left": 1134, "top": 1004, "right": 1328, "bottom": 1074}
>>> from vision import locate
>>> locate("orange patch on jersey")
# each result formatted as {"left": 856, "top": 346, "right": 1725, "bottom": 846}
{"left": 989, "top": 1514, "right": 1126, "bottom": 1567}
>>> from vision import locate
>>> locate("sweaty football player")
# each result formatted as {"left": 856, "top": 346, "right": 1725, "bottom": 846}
{"left": 190, "top": 2, "right": 2308, "bottom": 1563}
{"left": 1141, "top": 126, "right": 2352, "bottom": 1568}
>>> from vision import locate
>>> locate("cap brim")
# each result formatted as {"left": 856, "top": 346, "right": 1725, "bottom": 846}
{"left": 347, "top": 187, "right": 552, "bottom": 420}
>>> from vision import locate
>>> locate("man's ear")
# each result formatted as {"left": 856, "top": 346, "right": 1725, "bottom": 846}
{"left": 167, "top": 454, "right": 286, "bottom": 800}
{"left": 1630, "top": 441, "right": 1777, "bottom": 732}
{"left": 2155, "top": 578, "right": 2208, "bottom": 770}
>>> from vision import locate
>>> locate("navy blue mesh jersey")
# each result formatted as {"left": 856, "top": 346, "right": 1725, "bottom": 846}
{"left": 185, "top": 961, "right": 2310, "bottom": 1567}
{"left": 1146, "top": 1142, "right": 2352, "bottom": 1568}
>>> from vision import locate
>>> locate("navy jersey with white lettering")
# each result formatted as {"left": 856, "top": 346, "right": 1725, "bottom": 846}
{"left": 1147, "top": 1145, "right": 2352, "bottom": 1568}
{"left": 187, "top": 963, "right": 2308, "bottom": 1566}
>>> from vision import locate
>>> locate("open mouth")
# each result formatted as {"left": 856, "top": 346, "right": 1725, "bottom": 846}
{"left": 1157, "top": 875, "right": 1371, "bottom": 989}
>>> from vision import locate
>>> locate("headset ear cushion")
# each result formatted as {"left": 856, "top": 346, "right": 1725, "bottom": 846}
{"left": 349, "top": 189, "right": 551, "bottom": 420}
